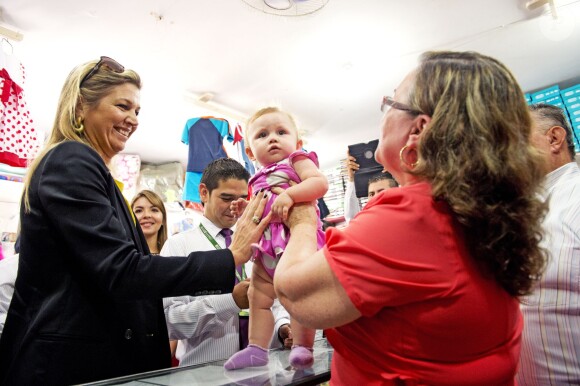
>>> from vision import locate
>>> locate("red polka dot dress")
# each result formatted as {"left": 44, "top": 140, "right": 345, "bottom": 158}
{"left": 0, "top": 60, "right": 41, "bottom": 167}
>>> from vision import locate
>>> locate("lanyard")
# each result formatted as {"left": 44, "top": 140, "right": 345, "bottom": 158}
{"left": 199, "top": 223, "right": 246, "bottom": 282}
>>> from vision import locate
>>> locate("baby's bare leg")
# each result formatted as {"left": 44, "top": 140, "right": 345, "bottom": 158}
{"left": 224, "top": 261, "right": 276, "bottom": 370}
{"left": 248, "top": 262, "right": 276, "bottom": 348}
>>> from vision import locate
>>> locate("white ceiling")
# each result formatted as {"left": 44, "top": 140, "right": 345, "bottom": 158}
{"left": 2, "top": 0, "right": 580, "bottom": 170}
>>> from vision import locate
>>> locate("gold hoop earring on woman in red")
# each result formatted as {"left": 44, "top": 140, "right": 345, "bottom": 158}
{"left": 399, "top": 145, "right": 418, "bottom": 168}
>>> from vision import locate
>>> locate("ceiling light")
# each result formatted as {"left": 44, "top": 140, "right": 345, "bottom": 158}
{"left": 538, "top": 0, "right": 575, "bottom": 41}
{"left": 264, "top": 0, "right": 292, "bottom": 10}
{"left": 526, "top": 0, "right": 549, "bottom": 10}
{"left": 0, "top": 24, "right": 23, "bottom": 41}
{"left": 198, "top": 92, "right": 214, "bottom": 103}
{"left": 242, "top": 0, "right": 329, "bottom": 16}
{"left": 540, "top": 12, "right": 574, "bottom": 41}
{"left": 184, "top": 92, "right": 247, "bottom": 122}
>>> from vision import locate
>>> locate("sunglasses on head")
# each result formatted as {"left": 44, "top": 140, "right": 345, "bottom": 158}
{"left": 80, "top": 56, "right": 124, "bottom": 87}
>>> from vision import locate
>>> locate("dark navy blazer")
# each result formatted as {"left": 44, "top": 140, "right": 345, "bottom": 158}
{"left": 0, "top": 141, "right": 235, "bottom": 385}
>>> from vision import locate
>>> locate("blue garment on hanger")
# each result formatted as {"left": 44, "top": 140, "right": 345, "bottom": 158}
{"left": 181, "top": 117, "right": 233, "bottom": 202}
{"left": 181, "top": 117, "right": 232, "bottom": 173}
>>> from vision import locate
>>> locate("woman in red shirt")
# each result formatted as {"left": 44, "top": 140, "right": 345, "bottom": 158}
{"left": 274, "top": 51, "right": 547, "bottom": 385}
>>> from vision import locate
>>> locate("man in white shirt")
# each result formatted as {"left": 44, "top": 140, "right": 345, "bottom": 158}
{"left": 344, "top": 152, "right": 398, "bottom": 223}
{"left": 518, "top": 103, "right": 580, "bottom": 385}
{"left": 162, "top": 158, "right": 291, "bottom": 366}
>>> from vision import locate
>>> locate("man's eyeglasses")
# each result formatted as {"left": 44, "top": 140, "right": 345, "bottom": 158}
{"left": 381, "top": 96, "right": 422, "bottom": 115}
{"left": 80, "top": 56, "right": 124, "bottom": 87}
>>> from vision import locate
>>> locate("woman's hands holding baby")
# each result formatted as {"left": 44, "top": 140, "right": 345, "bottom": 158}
{"left": 231, "top": 182, "right": 298, "bottom": 221}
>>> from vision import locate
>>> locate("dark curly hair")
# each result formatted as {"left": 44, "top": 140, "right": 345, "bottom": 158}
{"left": 407, "top": 51, "right": 547, "bottom": 297}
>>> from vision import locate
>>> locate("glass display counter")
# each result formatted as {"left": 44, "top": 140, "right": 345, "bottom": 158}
{"left": 84, "top": 338, "right": 333, "bottom": 386}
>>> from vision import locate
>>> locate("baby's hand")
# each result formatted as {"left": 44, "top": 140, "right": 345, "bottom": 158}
{"left": 230, "top": 198, "right": 249, "bottom": 218}
{"left": 272, "top": 192, "right": 294, "bottom": 221}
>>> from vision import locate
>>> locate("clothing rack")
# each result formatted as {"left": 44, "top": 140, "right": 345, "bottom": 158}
{"left": 0, "top": 24, "right": 23, "bottom": 42}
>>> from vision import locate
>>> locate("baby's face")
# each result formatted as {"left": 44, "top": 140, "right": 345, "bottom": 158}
{"left": 246, "top": 112, "right": 301, "bottom": 166}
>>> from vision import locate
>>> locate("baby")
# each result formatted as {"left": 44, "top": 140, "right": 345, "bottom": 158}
{"left": 224, "top": 107, "right": 328, "bottom": 370}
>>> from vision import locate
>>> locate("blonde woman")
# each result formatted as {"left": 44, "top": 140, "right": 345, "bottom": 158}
{"left": 0, "top": 56, "right": 270, "bottom": 385}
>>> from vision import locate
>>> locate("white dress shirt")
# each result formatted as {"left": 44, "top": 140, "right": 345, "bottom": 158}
{"left": 518, "top": 162, "right": 580, "bottom": 385}
{"left": 161, "top": 216, "right": 290, "bottom": 366}
{"left": 0, "top": 254, "right": 18, "bottom": 336}
{"left": 343, "top": 180, "right": 361, "bottom": 223}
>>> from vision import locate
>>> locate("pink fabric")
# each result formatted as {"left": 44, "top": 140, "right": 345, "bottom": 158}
{"left": 249, "top": 150, "right": 325, "bottom": 278}
{"left": 110, "top": 154, "right": 140, "bottom": 199}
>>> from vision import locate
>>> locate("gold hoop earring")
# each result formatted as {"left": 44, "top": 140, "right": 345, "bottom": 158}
{"left": 73, "top": 117, "right": 84, "bottom": 134}
{"left": 399, "top": 145, "right": 418, "bottom": 168}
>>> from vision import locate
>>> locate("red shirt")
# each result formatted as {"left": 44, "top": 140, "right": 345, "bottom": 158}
{"left": 324, "top": 182, "right": 521, "bottom": 386}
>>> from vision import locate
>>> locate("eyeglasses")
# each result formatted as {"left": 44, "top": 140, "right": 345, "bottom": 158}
{"left": 381, "top": 96, "right": 422, "bottom": 115}
{"left": 80, "top": 56, "right": 124, "bottom": 87}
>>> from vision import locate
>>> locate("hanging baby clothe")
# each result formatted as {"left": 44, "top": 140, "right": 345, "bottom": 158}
{"left": 181, "top": 116, "right": 233, "bottom": 203}
{"left": 0, "top": 42, "right": 41, "bottom": 168}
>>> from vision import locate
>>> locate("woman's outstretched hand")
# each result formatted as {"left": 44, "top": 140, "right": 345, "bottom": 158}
{"left": 229, "top": 190, "right": 272, "bottom": 266}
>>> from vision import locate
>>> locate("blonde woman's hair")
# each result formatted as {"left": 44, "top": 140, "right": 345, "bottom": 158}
{"left": 130, "top": 190, "right": 168, "bottom": 252}
{"left": 407, "top": 51, "right": 547, "bottom": 297}
{"left": 244, "top": 106, "right": 301, "bottom": 150}
{"left": 22, "top": 59, "right": 141, "bottom": 212}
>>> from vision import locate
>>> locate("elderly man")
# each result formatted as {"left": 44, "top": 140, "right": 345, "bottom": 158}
{"left": 518, "top": 103, "right": 580, "bottom": 385}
